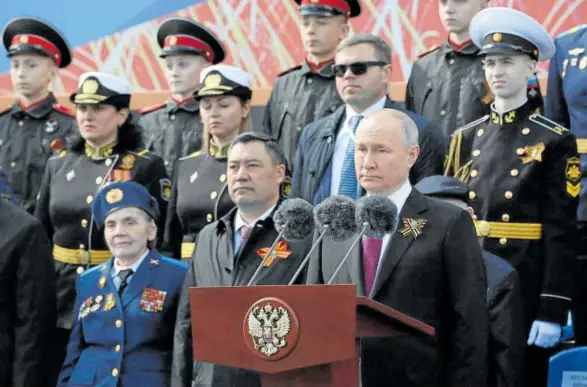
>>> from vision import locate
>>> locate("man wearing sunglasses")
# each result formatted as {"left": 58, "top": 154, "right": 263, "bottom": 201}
{"left": 261, "top": 0, "right": 361, "bottom": 170}
{"left": 291, "top": 33, "right": 445, "bottom": 205}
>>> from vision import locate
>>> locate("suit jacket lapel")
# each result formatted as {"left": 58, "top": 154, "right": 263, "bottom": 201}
{"left": 370, "top": 190, "right": 428, "bottom": 298}
{"left": 121, "top": 250, "right": 158, "bottom": 307}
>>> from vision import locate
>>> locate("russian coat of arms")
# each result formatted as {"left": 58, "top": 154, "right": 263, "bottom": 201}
{"left": 247, "top": 302, "right": 291, "bottom": 357}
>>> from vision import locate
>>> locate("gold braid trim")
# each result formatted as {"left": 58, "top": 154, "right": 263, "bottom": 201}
{"left": 443, "top": 130, "right": 471, "bottom": 183}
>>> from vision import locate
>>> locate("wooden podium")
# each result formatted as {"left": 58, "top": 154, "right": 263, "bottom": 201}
{"left": 189, "top": 285, "right": 435, "bottom": 387}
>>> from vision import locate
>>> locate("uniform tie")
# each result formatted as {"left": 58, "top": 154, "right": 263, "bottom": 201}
{"left": 338, "top": 115, "right": 364, "bottom": 199}
{"left": 362, "top": 237, "right": 383, "bottom": 296}
{"left": 117, "top": 269, "right": 134, "bottom": 296}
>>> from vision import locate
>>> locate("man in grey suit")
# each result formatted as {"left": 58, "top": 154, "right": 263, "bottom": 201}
{"left": 306, "top": 109, "right": 489, "bottom": 387}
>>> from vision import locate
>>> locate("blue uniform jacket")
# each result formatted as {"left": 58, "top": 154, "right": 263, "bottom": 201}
{"left": 546, "top": 24, "right": 587, "bottom": 219}
{"left": 58, "top": 249, "right": 187, "bottom": 387}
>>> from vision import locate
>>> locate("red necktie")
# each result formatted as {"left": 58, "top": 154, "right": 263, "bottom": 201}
{"left": 362, "top": 237, "right": 383, "bottom": 296}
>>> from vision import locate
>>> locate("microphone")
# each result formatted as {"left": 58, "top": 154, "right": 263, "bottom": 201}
{"left": 288, "top": 195, "right": 358, "bottom": 285}
{"left": 327, "top": 195, "right": 398, "bottom": 285}
{"left": 246, "top": 198, "right": 315, "bottom": 286}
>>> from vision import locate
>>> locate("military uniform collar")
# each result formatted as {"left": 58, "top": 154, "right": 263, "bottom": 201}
{"left": 85, "top": 141, "right": 118, "bottom": 160}
{"left": 166, "top": 96, "right": 200, "bottom": 114}
{"left": 208, "top": 140, "right": 231, "bottom": 159}
{"left": 299, "top": 59, "right": 335, "bottom": 78}
{"left": 490, "top": 101, "right": 533, "bottom": 126}
{"left": 441, "top": 38, "right": 479, "bottom": 56}
{"left": 12, "top": 93, "right": 56, "bottom": 119}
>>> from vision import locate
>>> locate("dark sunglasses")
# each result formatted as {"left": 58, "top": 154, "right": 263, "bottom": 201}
{"left": 333, "top": 61, "right": 388, "bottom": 77}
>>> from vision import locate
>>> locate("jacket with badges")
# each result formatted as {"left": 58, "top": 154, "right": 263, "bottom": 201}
{"left": 162, "top": 143, "right": 234, "bottom": 260}
{"left": 546, "top": 24, "right": 587, "bottom": 220}
{"left": 0, "top": 94, "right": 76, "bottom": 213}
{"left": 139, "top": 98, "right": 203, "bottom": 176}
{"left": 406, "top": 40, "right": 544, "bottom": 142}
{"left": 444, "top": 102, "right": 578, "bottom": 327}
{"left": 172, "top": 203, "right": 313, "bottom": 387}
{"left": 261, "top": 61, "right": 343, "bottom": 169}
{"left": 57, "top": 249, "right": 187, "bottom": 387}
{"left": 34, "top": 142, "right": 170, "bottom": 330}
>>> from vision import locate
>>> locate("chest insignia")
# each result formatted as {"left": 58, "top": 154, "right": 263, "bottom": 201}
{"left": 121, "top": 154, "right": 135, "bottom": 170}
{"left": 98, "top": 275, "right": 107, "bottom": 288}
{"left": 399, "top": 217, "right": 427, "bottom": 239}
{"left": 45, "top": 119, "right": 58, "bottom": 133}
{"left": 190, "top": 171, "right": 198, "bottom": 183}
{"left": 103, "top": 293, "right": 116, "bottom": 312}
{"left": 66, "top": 170, "right": 75, "bottom": 181}
{"left": 160, "top": 178, "right": 171, "bottom": 201}
{"left": 256, "top": 241, "right": 292, "bottom": 267}
{"left": 566, "top": 157, "right": 582, "bottom": 197}
{"left": 520, "top": 142, "right": 546, "bottom": 164}
{"left": 140, "top": 288, "right": 167, "bottom": 313}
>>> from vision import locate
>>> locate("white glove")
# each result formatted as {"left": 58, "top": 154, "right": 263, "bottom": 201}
{"left": 527, "top": 320, "right": 562, "bottom": 348}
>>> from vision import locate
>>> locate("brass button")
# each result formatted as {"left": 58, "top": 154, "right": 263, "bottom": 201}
{"left": 105, "top": 159, "right": 112, "bottom": 167}
{"left": 79, "top": 243, "right": 86, "bottom": 249}
{"left": 510, "top": 169, "right": 519, "bottom": 177}
{"left": 469, "top": 191, "right": 476, "bottom": 200}
{"left": 522, "top": 128, "right": 531, "bottom": 135}
{"left": 505, "top": 191, "right": 513, "bottom": 199}
{"left": 76, "top": 267, "right": 85, "bottom": 275}
{"left": 472, "top": 149, "right": 481, "bottom": 157}
{"left": 10, "top": 161, "right": 16, "bottom": 168}
{"left": 501, "top": 214, "right": 510, "bottom": 222}
{"left": 516, "top": 148, "right": 524, "bottom": 156}
{"left": 499, "top": 238, "right": 508, "bottom": 245}
{"left": 470, "top": 169, "right": 478, "bottom": 178}
{"left": 206, "top": 213, "right": 213, "bottom": 222}
{"left": 112, "top": 368, "right": 119, "bottom": 377}
{"left": 210, "top": 191, "right": 218, "bottom": 200}
{"left": 477, "top": 221, "right": 491, "bottom": 237}
{"left": 472, "top": 214, "right": 478, "bottom": 220}
{"left": 115, "top": 344, "right": 121, "bottom": 352}
{"left": 96, "top": 176, "right": 103, "bottom": 185}
{"left": 296, "top": 126, "right": 302, "bottom": 132}
{"left": 477, "top": 128, "right": 484, "bottom": 137}
{"left": 81, "top": 219, "right": 88, "bottom": 228}
{"left": 115, "top": 320, "right": 122, "bottom": 328}
{"left": 219, "top": 174, "right": 226, "bottom": 183}
{"left": 18, "top": 121, "right": 24, "bottom": 127}
{"left": 86, "top": 195, "right": 93, "bottom": 204}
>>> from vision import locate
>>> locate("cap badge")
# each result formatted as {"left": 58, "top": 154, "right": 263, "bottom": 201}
{"left": 204, "top": 73, "right": 222, "bottom": 88}
{"left": 492, "top": 33, "right": 502, "bottom": 43}
{"left": 19, "top": 35, "right": 28, "bottom": 44}
{"left": 169, "top": 36, "right": 178, "bottom": 46}
{"left": 82, "top": 79, "right": 99, "bottom": 95}
{"left": 106, "top": 188, "right": 123, "bottom": 204}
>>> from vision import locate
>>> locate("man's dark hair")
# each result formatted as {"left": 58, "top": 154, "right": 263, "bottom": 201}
{"left": 230, "top": 132, "right": 287, "bottom": 167}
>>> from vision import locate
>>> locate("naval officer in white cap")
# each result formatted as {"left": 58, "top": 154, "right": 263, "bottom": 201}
{"left": 444, "top": 7, "right": 578, "bottom": 387}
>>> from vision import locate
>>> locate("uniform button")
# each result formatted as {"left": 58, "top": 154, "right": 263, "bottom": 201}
{"left": 499, "top": 238, "right": 508, "bottom": 246}
{"left": 505, "top": 191, "right": 513, "bottom": 199}
{"left": 76, "top": 267, "right": 85, "bottom": 275}
{"left": 10, "top": 161, "right": 15, "bottom": 168}
{"left": 210, "top": 191, "right": 218, "bottom": 200}
{"left": 86, "top": 195, "right": 93, "bottom": 204}
{"left": 115, "top": 344, "right": 121, "bottom": 352}
{"left": 80, "top": 244, "right": 86, "bottom": 249}
{"left": 307, "top": 78, "right": 313, "bottom": 84}
{"left": 164, "top": 160, "right": 170, "bottom": 166}
{"left": 95, "top": 176, "right": 103, "bottom": 185}
{"left": 296, "top": 126, "right": 302, "bottom": 132}
{"left": 440, "top": 110, "right": 446, "bottom": 116}
{"left": 112, "top": 368, "right": 119, "bottom": 377}
{"left": 327, "top": 136, "right": 333, "bottom": 144}
{"left": 170, "top": 114, "right": 176, "bottom": 121}
{"left": 470, "top": 169, "right": 478, "bottom": 178}
{"left": 219, "top": 174, "right": 226, "bottom": 182}
{"left": 206, "top": 213, "right": 213, "bottom": 222}
{"left": 18, "top": 121, "right": 23, "bottom": 127}
{"left": 472, "top": 214, "right": 478, "bottom": 220}
{"left": 477, "top": 129, "right": 484, "bottom": 137}
{"left": 516, "top": 148, "right": 524, "bottom": 156}
{"left": 105, "top": 159, "right": 112, "bottom": 167}
{"left": 522, "top": 128, "right": 531, "bottom": 135}
{"left": 502, "top": 214, "right": 510, "bottom": 222}
{"left": 472, "top": 149, "right": 481, "bottom": 157}
{"left": 469, "top": 191, "right": 476, "bottom": 200}
{"left": 510, "top": 169, "right": 519, "bottom": 177}
{"left": 81, "top": 219, "right": 88, "bottom": 228}
{"left": 449, "top": 59, "right": 455, "bottom": 65}
{"left": 115, "top": 320, "right": 122, "bottom": 328}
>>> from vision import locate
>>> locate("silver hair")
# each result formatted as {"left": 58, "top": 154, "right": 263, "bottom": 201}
{"left": 336, "top": 34, "right": 391, "bottom": 63}
{"left": 363, "top": 109, "right": 419, "bottom": 149}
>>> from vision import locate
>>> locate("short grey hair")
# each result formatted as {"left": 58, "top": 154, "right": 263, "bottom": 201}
{"left": 362, "top": 109, "right": 419, "bottom": 149}
{"left": 336, "top": 34, "right": 392, "bottom": 63}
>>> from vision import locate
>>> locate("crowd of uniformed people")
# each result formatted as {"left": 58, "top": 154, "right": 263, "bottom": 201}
{"left": 0, "top": 0, "right": 585, "bottom": 386}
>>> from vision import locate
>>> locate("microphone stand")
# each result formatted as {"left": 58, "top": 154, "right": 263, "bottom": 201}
{"left": 287, "top": 225, "right": 329, "bottom": 286}
{"left": 327, "top": 222, "right": 368, "bottom": 285}
{"left": 246, "top": 226, "right": 287, "bottom": 286}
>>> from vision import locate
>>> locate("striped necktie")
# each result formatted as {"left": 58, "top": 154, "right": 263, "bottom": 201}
{"left": 338, "top": 115, "right": 364, "bottom": 199}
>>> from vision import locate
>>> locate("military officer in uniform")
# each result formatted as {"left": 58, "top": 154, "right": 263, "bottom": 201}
{"left": 140, "top": 18, "right": 225, "bottom": 176}
{"left": 34, "top": 72, "right": 170, "bottom": 384}
{"left": 0, "top": 17, "right": 76, "bottom": 213}
{"left": 262, "top": 0, "right": 361, "bottom": 169}
{"left": 172, "top": 132, "right": 313, "bottom": 387}
{"left": 444, "top": 8, "right": 578, "bottom": 386}
{"left": 58, "top": 181, "right": 187, "bottom": 387}
{"left": 406, "top": 0, "right": 544, "bottom": 142}
{"left": 163, "top": 65, "right": 253, "bottom": 260}
{"left": 545, "top": 24, "right": 587, "bottom": 345}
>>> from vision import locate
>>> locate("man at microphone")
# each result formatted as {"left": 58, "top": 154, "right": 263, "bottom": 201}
{"left": 171, "top": 132, "right": 313, "bottom": 387}
{"left": 306, "top": 108, "right": 489, "bottom": 386}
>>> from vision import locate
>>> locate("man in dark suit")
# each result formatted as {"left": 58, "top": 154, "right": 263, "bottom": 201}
{"left": 291, "top": 33, "right": 445, "bottom": 205}
{"left": 306, "top": 109, "right": 489, "bottom": 386}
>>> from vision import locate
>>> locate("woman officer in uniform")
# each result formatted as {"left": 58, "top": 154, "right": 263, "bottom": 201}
{"left": 34, "top": 71, "right": 170, "bottom": 383}
{"left": 163, "top": 64, "right": 252, "bottom": 260}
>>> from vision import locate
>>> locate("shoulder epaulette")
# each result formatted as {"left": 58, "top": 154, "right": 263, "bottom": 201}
{"left": 137, "top": 149, "right": 149, "bottom": 156}
{"left": 52, "top": 103, "right": 75, "bottom": 117}
{"left": 80, "top": 263, "right": 108, "bottom": 278}
{"left": 128, "top": 150, "right": 150, "bottom": 159}
{"left": 558, "top": 24, "right": 587, "bottom": 39}
{"left": 451, "top": 115, "right": 490, "bottom": 137}
{"left": 160, "top": 255, "right": 189, "bottom": 269}
{"left": 529, "top": 114, "right": 569, "bottom": 135}
{"left": 417, "top": 45, "right": 440, "bottom": 58}
{"left": 49, "top": 150, "right": 68, "bottom": 160}
{"left": 139, "top": 102, "right": 167, "bottom": 115}
{"left": 277, "top": 65, "right": 303, "bottom": 77}
{"left": 179, "top": 150, "right": 203, "bottom": 161}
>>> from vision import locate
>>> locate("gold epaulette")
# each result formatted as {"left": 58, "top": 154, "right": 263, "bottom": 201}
{"left": 179, "top": 150, "right": 203, "bottom": 161}
{"left": 529, "top": 114, "right": 568, "bottom": 135}
{"left": 137, "top": 149, "right": 149, "bottom": 156}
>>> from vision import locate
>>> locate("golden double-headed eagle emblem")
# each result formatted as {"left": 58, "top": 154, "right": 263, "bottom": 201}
{"left": 247, "top": 303, "right": 291, "bottom": 357}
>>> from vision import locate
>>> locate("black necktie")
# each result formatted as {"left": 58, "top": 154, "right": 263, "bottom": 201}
{"left": 117, "top": 269, "right": 133, "bottom": 296}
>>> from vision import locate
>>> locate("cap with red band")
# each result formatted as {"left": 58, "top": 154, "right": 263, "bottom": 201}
{"left": 2, "top": 17, "right": 72, "bottom": 68}
{"left": 294, "top": 0, "right": 361, "bottom": 18}
{"left": 163, "top": 34, "right": 216, "bottom": 63}
{"left": 157, "top": 18, "right": 225, "bottom": 64}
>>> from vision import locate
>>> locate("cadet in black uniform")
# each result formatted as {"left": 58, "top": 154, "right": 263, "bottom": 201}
{"left": 163, "top": 65, "right": 253, "bottom": 260}
{"left": 34, "top": 72, "right": 170, "bottom": 384}
{"left": 0, "top": 17, "right": 76, "bottom": 213}
{"left": 139, "top": 18, "right": 225, "bottom": 176}
{"left": 444, "top": 8, "right": 577, "bottom": 387}
{"left": 261, "top": 0, "right": 361, "bottom": 169}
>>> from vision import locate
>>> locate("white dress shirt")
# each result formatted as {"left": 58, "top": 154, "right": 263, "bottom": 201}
{"left": 111, "top": 249, "right": 150, "bottom": 290}
{"left": 330, "top": 96, "right": 387, "bottom": 196}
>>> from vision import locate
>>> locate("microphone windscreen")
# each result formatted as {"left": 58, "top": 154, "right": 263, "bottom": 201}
{"left": 355, "top": 195, "right": 399, "bottom": 238}
{"left": 314, "top": 195, "right": 358, "bottom": 241}
{"left": 273, "top": 198, "right": 316, "bottom": 240}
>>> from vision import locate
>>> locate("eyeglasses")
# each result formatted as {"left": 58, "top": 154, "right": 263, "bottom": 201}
{"left": 332, "top": 61, "right": 388, "bottom": 77}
